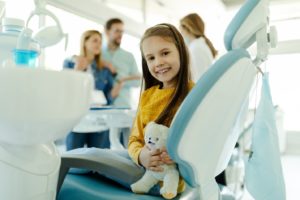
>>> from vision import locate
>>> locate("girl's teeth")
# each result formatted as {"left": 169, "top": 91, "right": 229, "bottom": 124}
{"left": 159, "top": 69, "right": 169, "bottom": 74}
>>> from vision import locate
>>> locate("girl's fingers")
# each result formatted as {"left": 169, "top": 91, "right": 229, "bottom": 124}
{"left": 160, "top": 153, "right": 175, "bottom": 164}
{"left": 148, "top": 148, "right": 175, "bottom": 166}
{"left": 161, "top": 147, "right": 167, "bottom": 152}
{"left": 150, "top": 149, "right": 161, "bottom": 156}
{"left": 163, "top": 159, "right": 174, "bottom": 165}
{"left": 160, "top": 152, "right": 171, "bottom": 160}
{"left": 149, "top": 155, "right": 163, "bottom": 166}
{"left": 149, "top": 166, "right": 164, "bottom": 172}
{"left": 149, "top": 160, "right": 163, "bottom": 167}
{"left": 150, "top": 155, "right": 161, "bottom": 162}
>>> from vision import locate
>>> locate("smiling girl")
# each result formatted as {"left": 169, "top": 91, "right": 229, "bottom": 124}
{"left": 128, "top": 23, "right": 194, "bottom": 197}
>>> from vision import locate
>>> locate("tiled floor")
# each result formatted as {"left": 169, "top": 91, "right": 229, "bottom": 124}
{"left": 242, "top": 154, "right": 300, "bottom": 200}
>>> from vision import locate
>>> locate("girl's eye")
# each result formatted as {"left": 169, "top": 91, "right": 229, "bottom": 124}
{"left": 147, "top": 56, "right": 154, "bottom": 61}
{"left": 162, "top": 51, "right": 169, "bottom": 56}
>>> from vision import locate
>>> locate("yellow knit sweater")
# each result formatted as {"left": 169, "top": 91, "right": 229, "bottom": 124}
{"left": 128, "top": 82, "right": 194, "bottom": 193}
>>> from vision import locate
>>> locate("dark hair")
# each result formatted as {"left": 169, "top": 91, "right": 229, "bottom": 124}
{"left": 140, "top": 23, "right": 191, "bottom": 126}
{"left": 105, "top": 18, "right": 123, "bottom": 30}
{"left": 180, "top": 13, "right": 218, "bottom": 58}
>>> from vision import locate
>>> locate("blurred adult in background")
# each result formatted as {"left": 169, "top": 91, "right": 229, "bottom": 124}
{"left": 63, "top": 30, "right": 122, "bottom": 150}
{"left": 102, "top": 18, "right": 141, "bottom": 108}
{"left": 180, "top": 13, "right": 218, "bottom": 82}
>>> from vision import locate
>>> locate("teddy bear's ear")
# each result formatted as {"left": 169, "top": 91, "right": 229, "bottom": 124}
{"left": 145, "top": 121, "right": 156, "bottom": 131}
{"left": 160, "top": 125, "right": 169, "bottom": 139}
{"left": 145, "top": 121, "right": 156, "bottom": 136}
{"left": 147, "top": 121, "right": 156, "bottom": 127}
{"left": 160, "top": 125, "right": 169, "bottom": 133}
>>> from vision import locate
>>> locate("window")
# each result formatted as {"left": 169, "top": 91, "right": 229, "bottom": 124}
{"left": 4, "top": 0, "right": 34, "bottom": 21}
{"left": 267, "top": 54, "right": 300, "bottom": 131}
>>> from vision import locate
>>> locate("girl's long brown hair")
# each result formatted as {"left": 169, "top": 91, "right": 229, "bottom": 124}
{"left": 140, "top": 23, "right": 191, "bottom": 126}
{"left": 80, "top": 30, "right": 104, "bottom": 70}
{"left": 180, "top": 13, "right": 218, "bottom": 58}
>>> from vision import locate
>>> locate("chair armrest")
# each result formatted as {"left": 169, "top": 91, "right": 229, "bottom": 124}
{"left": 56, "top": 149, "right": 144, "bottom": 195}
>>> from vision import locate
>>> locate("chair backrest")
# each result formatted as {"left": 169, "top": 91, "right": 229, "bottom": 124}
{"left": 168, "top": 49, "right": 255, "bottom": 187}
{"left": 167, "top": 0, "right": 270, "bottom": 199}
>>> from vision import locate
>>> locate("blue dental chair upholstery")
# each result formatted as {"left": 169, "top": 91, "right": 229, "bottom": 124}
{"left": 57, "top": 0, "right": 270, "bottom": 199}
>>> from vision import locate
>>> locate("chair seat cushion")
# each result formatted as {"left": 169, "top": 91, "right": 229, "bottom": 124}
{"left": 57, "top": 173, "right": 235, "bottom": 200}
{"left": 58, "top": 173, "right": 173, "bottom": 200}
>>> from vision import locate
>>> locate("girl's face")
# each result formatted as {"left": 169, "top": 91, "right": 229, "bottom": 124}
{"left": 142, "top": 36, "right": 180, "bottom": 88}
{"left": 85, "top": 33, "right": 102, "bottom": 56}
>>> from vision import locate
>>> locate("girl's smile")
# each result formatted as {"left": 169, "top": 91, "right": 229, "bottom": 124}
{"left": 155, "top": 67, "right": 171, "bottom": 74}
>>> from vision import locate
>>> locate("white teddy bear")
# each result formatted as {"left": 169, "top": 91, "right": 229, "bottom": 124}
{"left": 130, "top": 121, "right": 179, "bottom": 199}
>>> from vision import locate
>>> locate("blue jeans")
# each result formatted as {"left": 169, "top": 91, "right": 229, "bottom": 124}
{"left": 66, "top": 131, "right": 110, "bottom": 150}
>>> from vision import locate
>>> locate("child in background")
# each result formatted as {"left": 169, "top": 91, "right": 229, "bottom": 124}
{"left": 128, "top": 23, "right": 194, "bottom": 195}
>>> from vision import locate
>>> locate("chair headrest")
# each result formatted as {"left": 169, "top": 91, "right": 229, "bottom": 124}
{"left": 224, "top": 0, "right": 269, "bottom": 51}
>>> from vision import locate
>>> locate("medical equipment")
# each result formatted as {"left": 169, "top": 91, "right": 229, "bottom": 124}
{"left": 0, "top": 1, "right": 93, "bottom": 200}
{"left": 27, "top": 0, "right": 68, "bottom": 49}
{"left": 0, "top": 17, "right": 39, "bottom": 67}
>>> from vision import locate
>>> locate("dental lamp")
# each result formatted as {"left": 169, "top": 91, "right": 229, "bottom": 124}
{"left": 27, "top": 0, "right": 68, "bottom": 49}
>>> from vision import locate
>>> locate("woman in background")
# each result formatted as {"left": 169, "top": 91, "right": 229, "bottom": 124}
{"left": 180, "top": 13, "right": 218, "bottom": 82}
{"left": 63, "top": 30, "right": 123, "bottom": 150}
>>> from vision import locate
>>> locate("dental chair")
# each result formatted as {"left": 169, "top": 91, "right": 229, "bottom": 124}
{"left": 56, "top": 0, "right": 274, "bottom": 199}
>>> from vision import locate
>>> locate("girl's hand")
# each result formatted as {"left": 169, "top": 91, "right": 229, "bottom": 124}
{"left": 74, "top": 56, "right": 89, "bottom": 71}
{"left": 160, "top": 147, "right": 175, "bottom": 165}
{"left": 138, "top": 146, "right": 164, "bottom": 172}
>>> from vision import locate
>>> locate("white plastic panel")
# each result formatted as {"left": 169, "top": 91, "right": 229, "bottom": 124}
{"left": 178, "top": 57, "right": 256, "bottom": 187}
{"left": 232, "top": 0, "right": 268, "bottom": 49}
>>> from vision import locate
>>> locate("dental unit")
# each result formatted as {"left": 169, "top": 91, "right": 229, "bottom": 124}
{"left": 0, "top": 0, "right": 92, "bottom": 200}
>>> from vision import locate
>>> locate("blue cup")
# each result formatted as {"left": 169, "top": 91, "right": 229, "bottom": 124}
{"left": 13, "top": 49, "right": 38, "bottom": 67}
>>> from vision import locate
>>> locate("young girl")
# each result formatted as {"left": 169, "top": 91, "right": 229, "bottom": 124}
{"left": 128, "top": 23, "right": 194, "bottom": 195}
{"left": 63, "top": 30, "right": 123, "bottom": 150}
